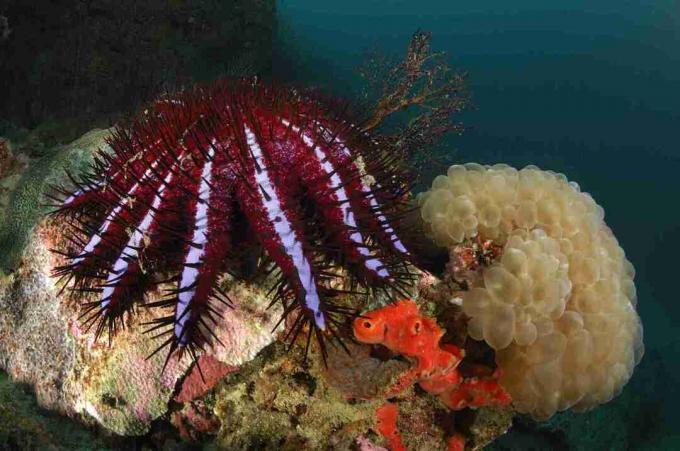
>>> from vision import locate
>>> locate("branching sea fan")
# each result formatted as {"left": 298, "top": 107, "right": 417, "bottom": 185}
{"left": 49, "top": 79, "right": 416, "bottom": 365}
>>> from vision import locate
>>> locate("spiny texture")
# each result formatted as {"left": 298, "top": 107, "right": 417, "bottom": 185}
{"left": 50, "top": 80, "right": 414, "bottom": 364}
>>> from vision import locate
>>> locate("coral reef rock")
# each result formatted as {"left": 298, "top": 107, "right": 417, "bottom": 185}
{"left": 207, "top": 271, "right": 513, "bottom": 450}
{"left": 0, "top": 194, "right": 282, "bottom": 436}
{"left": 0, "top": 128, "right": 110, "bottom": 272}
{"left": 419, "top": 163, "right": 644, "bottom": 419}
{"left": 213, "top": 340, "right": 471, "bottom": 451}
{"left": 0, "top": 371, "right": 115, "bottom": 450}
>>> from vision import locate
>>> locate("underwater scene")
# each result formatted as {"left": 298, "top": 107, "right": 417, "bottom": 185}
{"left": 0, "top": 1, "right": 677, "bottom": 449}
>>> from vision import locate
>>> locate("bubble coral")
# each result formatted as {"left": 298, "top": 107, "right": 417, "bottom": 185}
{"left": 418, "top": 163, "right": 644, "bottom": 419}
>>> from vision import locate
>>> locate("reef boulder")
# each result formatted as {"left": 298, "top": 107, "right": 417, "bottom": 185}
{"left": 0, "top": 130, "right": 283, "bottom": 436}
{"left": 0, "top": 220, "right": 283, "bottom": 435}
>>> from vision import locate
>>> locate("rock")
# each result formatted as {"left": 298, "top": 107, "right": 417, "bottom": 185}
{"left": 76, "top": 323, "right": 189, "bottom": 436}
{"left": 0, "top": 223, "right": 79, "bottom": 413}
{"left": 0, "top": 371, "right": 116, "bottom": 450}
{"left": 175, "top": 355, "right": 238, "bottom": 403}
{"left": 323, "top": 340, "right": 410, "bottom": 400}
{"left": 206, "top": 276, "right": 284, "bottom": 368}
{"left": 0, "top": 137, "right": 12, "bottom": 177}
{"left": 213, "top": 342, "right": 380, "bottom": 450}
{"left": 355, "top": 435, "right": 388, "bottom": 451}
{"left": 0, "top": 128, "right": 111, "bottom": 272}
{"left": 0, "top": 219, "right": 190, "bottom": 435}
{"left": 467, "top": 407, "right": 514, "bottom": 450}
{"left": 0, "top": 171, "right": 282, "bottom": 437}
{"left": 171, "top": 401, "right": 221, "bottom": 442}
{"left": 211, "top": 329, "right": 506, "bottom": 451}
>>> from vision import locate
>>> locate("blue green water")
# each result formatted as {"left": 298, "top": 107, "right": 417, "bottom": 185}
{"left": 275, "top": 1, "right": 680, "bottom": 449}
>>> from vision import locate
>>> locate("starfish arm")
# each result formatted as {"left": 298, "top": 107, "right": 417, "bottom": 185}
{"left": 76, "top": 142, "right": 190, "bottom": 332}
{"left": 268, "top": 118, "right": 393, "bottom": 285}
{"left": 170, "top": 149, "right": 235, "bottom": 350}
{"left": 314, "top": 119, "right": 411, "bottom": 257}
{"left": 237, "top": 124, "right": 328, "bottom": 330}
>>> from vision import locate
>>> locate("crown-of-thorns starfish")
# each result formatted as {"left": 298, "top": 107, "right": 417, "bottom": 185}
{"left": 49, "top": 79, "right": 416, "bottom": 365}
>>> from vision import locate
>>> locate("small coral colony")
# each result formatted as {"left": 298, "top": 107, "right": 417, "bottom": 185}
{"left": 50, "top": 78, "right": 642, "bottom": 449}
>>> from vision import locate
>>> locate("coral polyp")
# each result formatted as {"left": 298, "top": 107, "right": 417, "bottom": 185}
{"left": 50, "top": 79, "right": 414, "bottom": 362}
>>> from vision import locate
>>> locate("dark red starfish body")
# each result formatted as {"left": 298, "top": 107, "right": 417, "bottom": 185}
{"left": 51, "top": 80, "right": 413, "bottom": 360}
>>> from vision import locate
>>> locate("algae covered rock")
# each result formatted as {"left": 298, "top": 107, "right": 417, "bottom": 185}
{"left": 210, "top": 277, "right": 513, "bottom": 450}
{"left": 78, "top": 327, "right": 190, "bottom": 436}
{"left": 213, "top": 342, "right": 382, "bottom": 450}
{"left": 0, "top": 217, "right": 283, "bottom": 437}
{"left": 0, "top": 371, "right": 114, "bottom": 451}
{"left": 0, "top": 219, "right": 188, "bottom": 435}
{"left": 0, "top": 224, "right": 79, "bottom": 412}
{"left": 0, "top": 128, "right": 111, "bottom": 272}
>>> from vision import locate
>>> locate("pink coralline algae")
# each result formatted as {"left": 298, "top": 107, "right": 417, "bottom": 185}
{"left": 175, "top": 355, "right": 237, "bottom": 403}
{"left": 50, "top": 79, "right": 414, "bottom": 364}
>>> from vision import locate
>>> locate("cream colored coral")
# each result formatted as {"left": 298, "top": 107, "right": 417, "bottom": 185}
{"left": 419, "top": 163, "right": 644, "bottom": 419}
{"left": 463, "top": 229, "right": 572, "bottom": 351}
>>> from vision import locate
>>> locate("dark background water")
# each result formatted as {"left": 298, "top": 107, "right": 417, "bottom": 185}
{"left": 274, "top": 1, "right": 680, "bottom": 449}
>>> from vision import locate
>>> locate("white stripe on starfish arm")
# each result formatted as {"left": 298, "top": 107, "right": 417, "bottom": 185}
{"left": 313, "top": 121, "right": 409, "bottom": 255}
{"left": 281, "top": 119, "right": 390, "bottom": 278}
{"left": 72, "top": 158, "right": 163, "bottom": 265}
{"left": 174, "top": 144, "right": 216, "bottom": 344}
{"left": 364, "top": 182, "right": 409, "bottom": 254}
{"left": 244, "top": 125, "right": 326, "bottom": 330}
{"left": 99, "top": 158, "right": 181, "bottom": 311}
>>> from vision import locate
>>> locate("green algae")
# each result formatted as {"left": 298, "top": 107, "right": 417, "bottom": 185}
{"left": 0, "top": 128, "right": 111, "bottom": 273}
